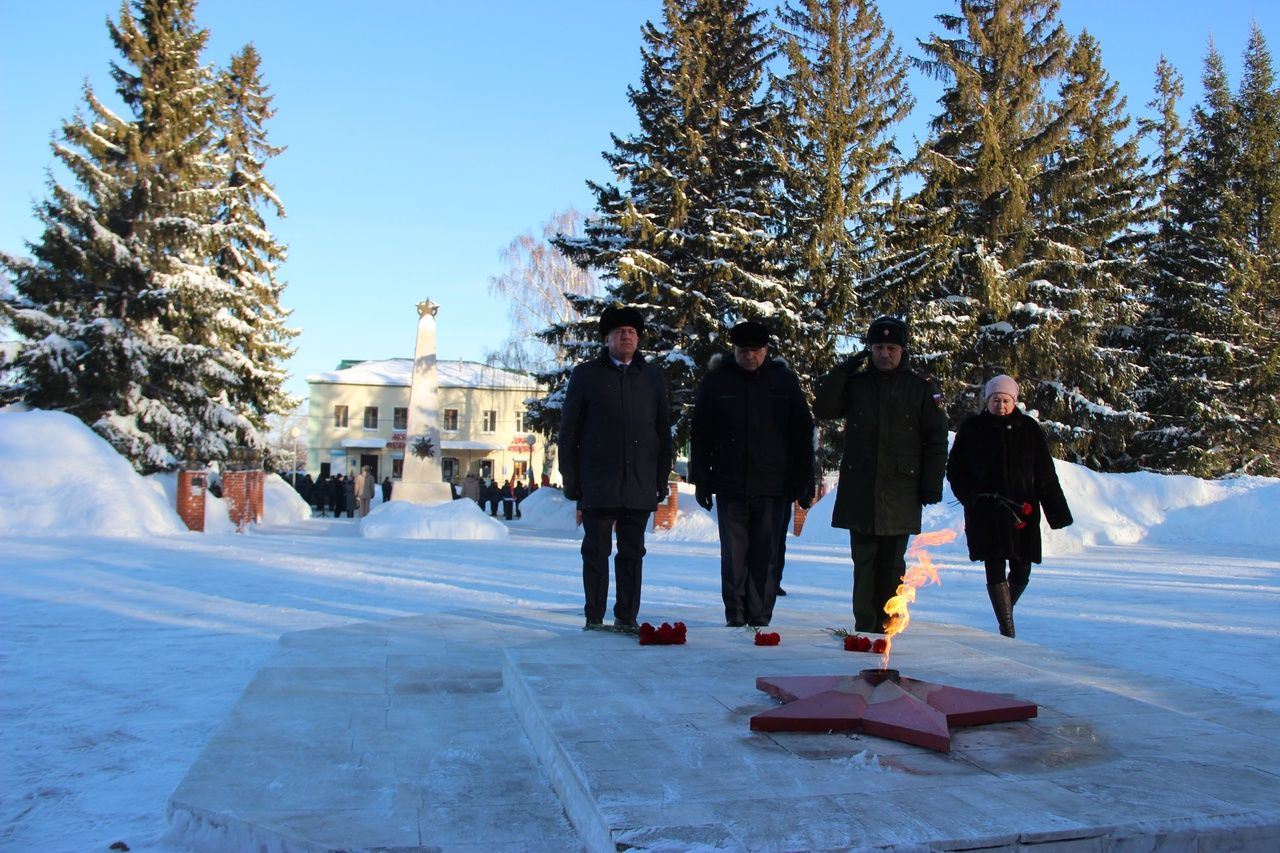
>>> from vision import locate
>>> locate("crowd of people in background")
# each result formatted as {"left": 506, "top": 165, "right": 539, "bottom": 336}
{"left": 284, "top": 469, "right": 537, "bottom": 522}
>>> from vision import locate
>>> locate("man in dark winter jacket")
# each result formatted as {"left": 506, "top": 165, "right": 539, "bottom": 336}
{"left": 813, "top": 316, "right": 949, "bottom": 633}
{"left": 691, "top": 321, "right": 815, "bottom": 627}
{"left": 558, "top": 305, "right": 673, "bottom": 629}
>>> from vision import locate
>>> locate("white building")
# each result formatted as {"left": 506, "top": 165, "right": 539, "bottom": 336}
{"left": 305, "top": 359, "right": 550, "bottom": 486}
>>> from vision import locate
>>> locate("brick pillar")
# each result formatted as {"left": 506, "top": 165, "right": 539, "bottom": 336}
{"left": 222, "top": 470, "right": 251, "bottom": 530}
{"left": 250, "top": 469, "right": 265, "bottom": 524}
{"left": 176, "top": 469, "right": 207, "bottom": 532}
{"left": 652, "top": 482, "right": 680, "bottom": 530}
{"left": 788, "top": 479, "right": 829, "bottom": 532}
{"left": 792, "top": 502, "right": 808, "bottom": 536}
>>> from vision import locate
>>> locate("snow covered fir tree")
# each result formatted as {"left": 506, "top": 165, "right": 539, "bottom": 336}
{"left": 549, "top": 0, "right": 790, "bottom": 444}
{"left": 0, "top": 0, "right": 297, "bottom": 473}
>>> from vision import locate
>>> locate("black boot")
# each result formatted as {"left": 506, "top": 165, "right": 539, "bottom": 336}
{"left": 987, "top": 582, "right": 1015, "bottom": 638}
{"left": 1009, "top": 581, "right": 1027, "bottom": 608}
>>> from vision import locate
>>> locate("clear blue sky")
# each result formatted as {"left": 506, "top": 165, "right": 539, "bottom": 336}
{"left": 3, "top": 1, "right": 1278, "bottom": 402}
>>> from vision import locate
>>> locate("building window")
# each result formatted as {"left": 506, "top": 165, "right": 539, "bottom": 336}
{"left": 363, "top": 406, "right": 378, "bottom": 430}
{"left": 393, "top": 407, "right": 408, "bottom": 430}
{"left": 334, "top": 405, "right": 348, "bottom": 428}
{"left": 514, "top": 460, "right": 529, "bottom": 481}
{"left": 392, "top": 458, "right": 404, "bottom": 478}
{"left": 482, "top": 410, "right": 498, "bottom": 432}
{"left": 515, "top": 411, "right": 528, "bottom": 432}
{"left": 442, "top": 408, "right": 459, "bottom": 431}
{"left": 442, "top": 457, "right": 459, "bottom": 482}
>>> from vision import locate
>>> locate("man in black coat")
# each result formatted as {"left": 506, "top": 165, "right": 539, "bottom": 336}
{"left": 558, "top": 305, "right": 673, "bottom": 629}
{"left": 813, "top": 316, "right": 949, "bottom": 633}
{"left": 690, "top": 321, "right": 815, "bottom": 627}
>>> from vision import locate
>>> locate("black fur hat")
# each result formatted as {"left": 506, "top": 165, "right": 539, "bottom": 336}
{"left": 866, "top": 315, "right": 907, "bottom": 347}
{"left": 728, "top": 320, "right": 771, "bottom": 348}
{"left": 599, "top": 305, "right": 645, "bottom": 338}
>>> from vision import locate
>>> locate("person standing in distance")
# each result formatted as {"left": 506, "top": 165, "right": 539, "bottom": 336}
{"left": 813, "top": 316, "right": 949, "bottom": 634}
{"left": 558, "top": 305, "right": 673, "bottom": 629}
{"left": 946, "top": 374, "right": 1072, "bottom": 638}
{"left": 690, "top": 321, "right": 815, "bottom": 627}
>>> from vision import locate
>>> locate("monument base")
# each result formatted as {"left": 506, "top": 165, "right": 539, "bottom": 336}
{"left": 389, "top": 481, "right": 454, "bottom": 505}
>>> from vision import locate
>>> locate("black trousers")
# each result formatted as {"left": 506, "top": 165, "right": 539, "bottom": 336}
{"left": 717, "top": 495, "right": 786, "bottom": 625}
{"left": 773, "top": 502, "right": 792, "bottom": 586}
{"left": 850, "top": 532, "right": 910, "bottom": 633}
{"left": 984, "top": 558, "right": 1030, "bottom": 586}
{"left": 581, "top": 508, "right": 650, "bottom": 624}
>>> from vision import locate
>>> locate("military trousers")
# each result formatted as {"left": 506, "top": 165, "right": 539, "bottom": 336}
{"left": 850, "top": 532, "right": 910, "bottom": 633}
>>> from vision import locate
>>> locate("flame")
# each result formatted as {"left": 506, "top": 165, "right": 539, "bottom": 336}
{"left": 879, "top": 528, "right": 957, "bottom": 666}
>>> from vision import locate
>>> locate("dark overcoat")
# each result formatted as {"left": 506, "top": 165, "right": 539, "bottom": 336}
{"left": 558, "top": 349, "right": 673, "bottom": 511}
{"left": 946, "top": 408, "right": 1073, "bottom": 564}
{"left": 689, "top": 354, "right": 815, "bottom": 500}
{"left": 813, "top": 354, "right": 949, "bottom": 535}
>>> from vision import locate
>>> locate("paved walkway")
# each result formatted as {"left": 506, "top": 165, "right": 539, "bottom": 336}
{"left": 168, "top": 610, "right": 1280, "bottom": 851}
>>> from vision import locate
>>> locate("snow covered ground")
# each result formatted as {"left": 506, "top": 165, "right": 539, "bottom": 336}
{"left": 1, "top": 409, "right": 1278, "bottom": 852}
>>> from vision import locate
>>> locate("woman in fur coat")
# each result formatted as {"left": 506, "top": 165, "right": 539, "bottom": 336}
{"left": 946, "top": 375, "right": 1073, "bottom": 638}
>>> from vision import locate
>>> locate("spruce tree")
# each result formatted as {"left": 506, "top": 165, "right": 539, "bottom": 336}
{"left": 864, "top": 0, "right": 1071, "bottom": 419}
{"left": 1228, "top": 25, "right": 1280, "bottom": 472}
{"left": 551, "top": 0, "right": 785, "bottom": 443}
{"left": 212, "top": 44, "right": 299, "bottom": 445}
{"left": 0, "top": 0, "right": 275, "bottom": 472}
{"left": 1134, "top": 46, "right": 1253, "bottom": 476}
{"left": 1022, "top": 31, "right": 1148, "bottom": 468}
{"left": 770, "top": 0, "right": 913, "bottom": 400}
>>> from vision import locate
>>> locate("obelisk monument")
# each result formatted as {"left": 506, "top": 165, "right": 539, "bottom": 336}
{"left": 392, "top": 299, "right": 454, "bottom": 505}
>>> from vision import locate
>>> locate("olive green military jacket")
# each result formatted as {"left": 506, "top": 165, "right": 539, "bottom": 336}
{"left": 813, "top": 356, "right": 949, "bottom": 535}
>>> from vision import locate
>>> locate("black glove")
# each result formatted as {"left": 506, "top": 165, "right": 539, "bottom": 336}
{"left": 796, "top": 487, "right": 815, "bottom": 510}
{"left": 841, "top": 350, "right": 869, "bottom": 373}
{"left": 563, "top": 483, "right": 582, "bottom": 501}
{"left": 695, "top": 485, "right": 713, "bottom": 511}
{"left": 920, "top": 491, "right": 942, "bottom": 506}
{"left": 658, "top": 486, "right": 672, "bottom": 504}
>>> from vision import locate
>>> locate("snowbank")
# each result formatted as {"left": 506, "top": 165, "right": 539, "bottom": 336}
{"left": 651, "top": 482, "right": 721, "bottom": 543}
{"left": 0, "top": 409, "right": 187, "bottom": 537}
{"left": 515, "top": 486, "right": 579, "bottom": 530}
{"left": 360, "top": 497, "right": 509, "bottom": 540}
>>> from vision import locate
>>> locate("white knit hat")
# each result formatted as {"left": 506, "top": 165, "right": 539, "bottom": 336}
{"left": 984, "top": 374, "right": 1019, "bottom": 401}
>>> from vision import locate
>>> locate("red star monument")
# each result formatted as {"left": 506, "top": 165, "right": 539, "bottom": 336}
{"left": 751, "top": 668, "right": 1037, "bottom": 752}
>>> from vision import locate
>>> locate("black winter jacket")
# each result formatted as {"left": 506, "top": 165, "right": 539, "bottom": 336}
{"left": 689, "top": 354, "right": 815, "bottom": 500}
{"left": 558, "top": 349, "right": 673, "bottom": 510}
{"left": 946, "top": 408, "right": 1073, "bottom": 564}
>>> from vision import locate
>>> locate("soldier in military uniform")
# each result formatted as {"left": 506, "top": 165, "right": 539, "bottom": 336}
{"left": 813, "top": 316, "right": 949, "bottom": 633}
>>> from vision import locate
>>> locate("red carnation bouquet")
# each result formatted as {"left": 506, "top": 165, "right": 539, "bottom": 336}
{"left": 753, "top": 630, "right": 781, "bottom": 646}
{"left": 829, "top": 628, "right": 885, "bottom": 654}
{"left": 638, "top": 621, "right": 687, "bottom": 645}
